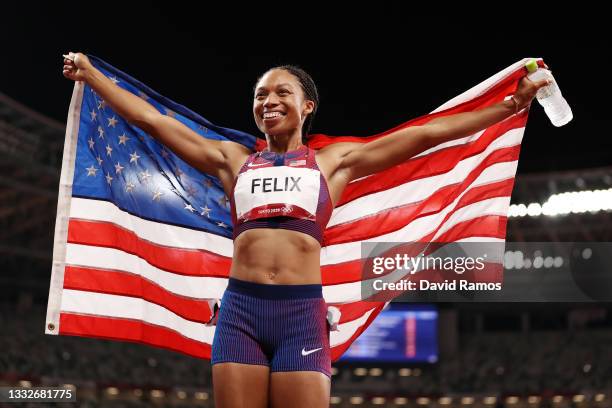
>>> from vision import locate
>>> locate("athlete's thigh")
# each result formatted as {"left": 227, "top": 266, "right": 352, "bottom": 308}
{"left": 269, "top": 371, "right": 331, "bottom": 408}
{"left": 213, "top": 362, "right": 270, "bottom": 408}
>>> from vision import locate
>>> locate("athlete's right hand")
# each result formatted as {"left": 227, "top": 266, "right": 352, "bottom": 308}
{"left": 62, "top": 52, "right": 92, "bottom": 82}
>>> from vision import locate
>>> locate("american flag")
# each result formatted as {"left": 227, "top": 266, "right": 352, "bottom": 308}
{"left": 46, "top": 55, "right": 543, "bottom": 361}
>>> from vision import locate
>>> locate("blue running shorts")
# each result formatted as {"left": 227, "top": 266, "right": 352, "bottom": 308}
{"left": 211, "top": 277, "right": 331, "bottom": 377}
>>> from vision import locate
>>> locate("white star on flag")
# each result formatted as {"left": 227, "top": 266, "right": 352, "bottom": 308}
{"left": 139, "top": 170, "right": 151, "bottom": 181}
{"left": 105, "top": 144, "right": 113, "bottom": 157}
{"left": 184, "top": 204, "right": 195, "bottom": 212}
{"left": 152, "top": 190, "right": 163, "bottom": 201}
{"left": 88, "top": 138, "right": 95, "bottom": 149}
{"left": 114, "top": 162, "right": 124, "bottom": 174}
{"left": 200, "top": 206, "right": 211, "bottom": 217}
{"left": 105, "top": 172, "right": 113, "bottom": 185}
{"left": 109, "top": 76, "right": 120, "bottom": 84}
{"left": 85, "top": 165, "right": 98, "bottom": 176}
{"left": 125, "top": 182, "right": 135, "bottom": 193}
{"left": 90, "top": 110, "right": 97, "bottom": 121}
{"left": 97, "top": 99, "right": 107, "bottom": 110}
{"left": 98, "top": 126, "right": 105, "bottom": 139}
{"left": 118, "top": 134, "right": 130, "bottom": 145}
{"left": 129, "top": 152, "right": 140, "bottom": 164}
{"left": 107, "top": 116, "right": 118, "bottom": 128}
{"left": 217, "top": 221, "right": 227, "bottom": 228}
{"left": 96, "top": 155, "right": 103, "bottom": 166}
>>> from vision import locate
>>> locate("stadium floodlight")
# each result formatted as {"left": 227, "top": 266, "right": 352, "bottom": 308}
{"left": 369, "top": 368, "right": 383, "bottom": 376}
{"left": 150, "top": 390, "right": 164, "bottom": 398}
{"left": 552, "top": 395, "right": 564, "bottom": 403}
{"left": 354, "top": 368, "right": 367, "bottom": 376}
{"left": 543, "top": 257, "right": 554, "bottom": 268}
{"left": 527, "top": 203, "right": 542, "bottom": 216}
{"left": 533, "top": 257, "right": 544, "bottom": 269}
{"left": 514, "top": 251, "right": 524, "bottom": 270}
{"left": 194, "top": 392, "right": 208, "bottom": 400}
{"left": 582, "top": 248, "right": 592, "bottom": 259}
{"left": 527, "top": 396, "right": 541, "bottom": 404}
{"left": 398, "top": 368, "right": 412, "bottom": 377}
{"left": 505, "top": 396, "right": 519, "bottom": 404}
{"left": 511, "top": 188, "right": 612, "bottom": 217}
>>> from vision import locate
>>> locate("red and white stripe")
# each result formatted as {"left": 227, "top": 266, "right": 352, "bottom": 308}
{"left": 47, "top": 58, "right": 543, "bottom": 361}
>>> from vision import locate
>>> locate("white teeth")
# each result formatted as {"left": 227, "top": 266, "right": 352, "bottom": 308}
{"left": 263, "top": 112, "right": 283, "bottom": 119}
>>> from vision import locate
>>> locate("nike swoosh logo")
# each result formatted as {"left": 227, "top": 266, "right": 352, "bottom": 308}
{"left": 301, "top": 347, "right": 322, "bottom": 356}
{"left": 247, "top": 162, "right": 269, "bottom": 167}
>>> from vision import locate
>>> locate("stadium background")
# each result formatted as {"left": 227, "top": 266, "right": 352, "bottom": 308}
{"left": 1, "top": 4, "right": 611, "bottom": 408}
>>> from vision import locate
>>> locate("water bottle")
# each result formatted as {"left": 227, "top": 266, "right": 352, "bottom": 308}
{"left": 525, "top": 59, "right": 573, "bottom": 127}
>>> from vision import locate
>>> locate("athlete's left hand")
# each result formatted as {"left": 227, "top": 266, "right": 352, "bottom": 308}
{"left": 513, "top": 63, "right": 552, "bottom": 111}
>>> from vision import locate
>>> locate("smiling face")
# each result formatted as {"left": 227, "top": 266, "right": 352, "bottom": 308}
{"left": 253, "top": 69, "right": 314, "bottom": 139}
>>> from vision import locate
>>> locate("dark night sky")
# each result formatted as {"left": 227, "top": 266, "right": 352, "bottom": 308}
{"left": 2, "top": 4, "right": 609, "bottom": 174}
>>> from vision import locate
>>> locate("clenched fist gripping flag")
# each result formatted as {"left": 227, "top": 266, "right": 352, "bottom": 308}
{"left": 46, "top": 56, "right": 544, "bottom": 360}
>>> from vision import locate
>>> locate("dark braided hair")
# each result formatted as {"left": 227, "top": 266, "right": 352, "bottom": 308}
{"left": 255, "top": 65, "right": 319, "bottom": 144}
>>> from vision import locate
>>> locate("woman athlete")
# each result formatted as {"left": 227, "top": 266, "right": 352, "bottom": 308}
{"left": 63, "top": 52, "right": 550, "bottom": 408}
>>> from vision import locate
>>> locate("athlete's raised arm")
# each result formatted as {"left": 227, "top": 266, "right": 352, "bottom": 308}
{"left": 62, "top": 52, "right": 250, "bottom": 187}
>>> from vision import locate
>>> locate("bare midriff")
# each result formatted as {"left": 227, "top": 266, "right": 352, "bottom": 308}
{"left": 230, "top": 228, "right": 322, "bottom": 285}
